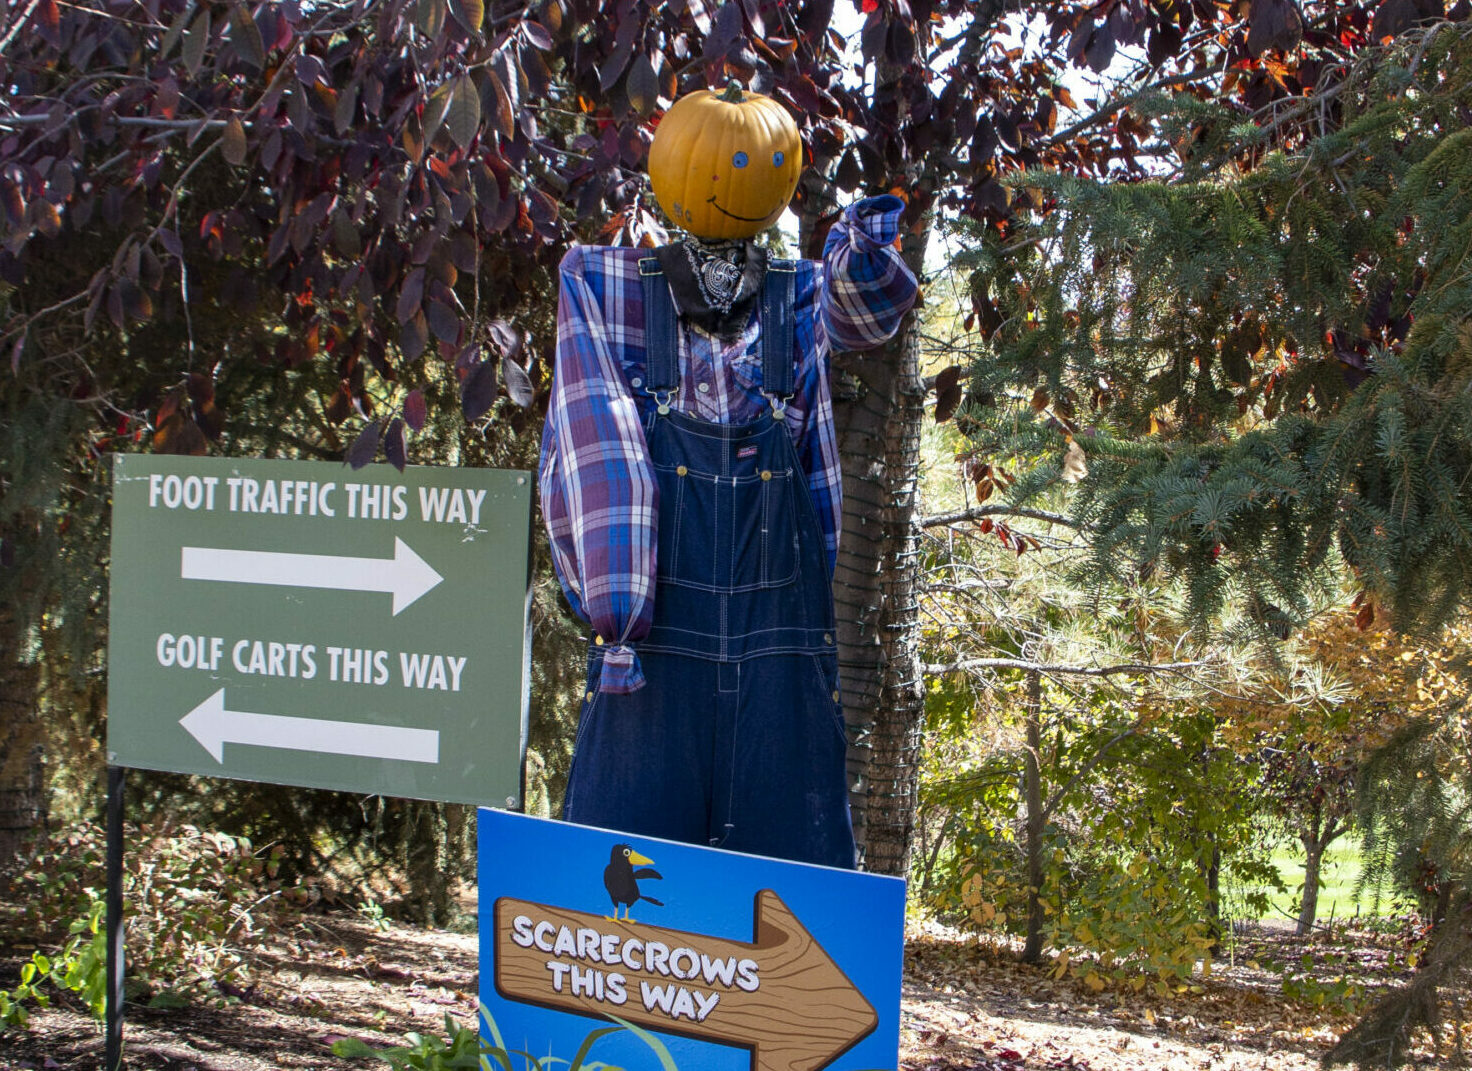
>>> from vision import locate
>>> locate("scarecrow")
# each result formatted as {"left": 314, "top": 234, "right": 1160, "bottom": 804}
{"left": 539, "top": 85, "right": 917, "bottom": 869}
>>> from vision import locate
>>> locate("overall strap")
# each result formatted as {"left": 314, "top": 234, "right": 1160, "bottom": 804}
{"left": 760, "top": 260, "right": 797, "bottom": 413}
{"left": 638, "top": 258, "right": 679, "bottom": 404}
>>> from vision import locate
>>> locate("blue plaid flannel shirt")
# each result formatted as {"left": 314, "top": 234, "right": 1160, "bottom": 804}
{"left": 539, "top": 195, "right": 918, "bottom": 693}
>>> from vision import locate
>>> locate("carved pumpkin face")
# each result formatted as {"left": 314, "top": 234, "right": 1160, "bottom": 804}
{"left": 648, "top": 87, "right": 803, "bottom": 240}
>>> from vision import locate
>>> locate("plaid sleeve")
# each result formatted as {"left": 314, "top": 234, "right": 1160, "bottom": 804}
{"left": 537, "top": 247, "right": 656, "bottom": 693}
{"left": 821, "top": 194, "right": 919, "bottom": 352}
{"left": 790, "top": 265, "right": 843, "bottom": 574}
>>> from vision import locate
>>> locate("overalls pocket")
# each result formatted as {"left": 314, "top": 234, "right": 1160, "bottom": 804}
{"left": 654, "top": 462, "right": 799, "bottom": 591}
{"left": 732, "top": 466, "right": 801, "bottom": 590}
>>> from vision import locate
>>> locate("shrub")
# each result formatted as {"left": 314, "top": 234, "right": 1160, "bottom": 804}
{"left": 1, "top": 820, "right": 295, "bottom": 1028}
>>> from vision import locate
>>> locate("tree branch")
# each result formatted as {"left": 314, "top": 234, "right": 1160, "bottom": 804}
{"left": 0, "top": 0, "right": 42, "bottom": 55}
{"left": 920, "top": 504, "right": 1081, "bottom": 529}
{"left": 1041, "top": 718, "right": 1146, "bottom": 823}
{"left": 923, "top": 656, "right": 1214, "bottom": 678}
{"left": 1044, "top": 65, "right": 1224, "bottom": 148}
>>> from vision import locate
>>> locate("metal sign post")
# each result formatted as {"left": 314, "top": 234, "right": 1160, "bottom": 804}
{"left": 104, "top": 765, "right": 124, "bottom": 1071}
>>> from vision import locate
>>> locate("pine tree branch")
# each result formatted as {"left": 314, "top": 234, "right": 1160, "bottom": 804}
{"left": 919, "top": 505, "right": 1080, "bottom": 529}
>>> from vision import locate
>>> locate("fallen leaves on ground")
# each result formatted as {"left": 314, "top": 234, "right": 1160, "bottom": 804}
{"left": 0, "top": 911, "right": 1462, "bottom": 1070}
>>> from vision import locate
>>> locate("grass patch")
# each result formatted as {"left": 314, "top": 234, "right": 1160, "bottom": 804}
{"left": 1235, "top": 840, "right": 1395, "bottom": 926}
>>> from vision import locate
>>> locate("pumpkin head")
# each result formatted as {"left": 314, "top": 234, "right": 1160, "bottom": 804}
{"left": 648, "top": 85, "right": 803, "bottom": 240}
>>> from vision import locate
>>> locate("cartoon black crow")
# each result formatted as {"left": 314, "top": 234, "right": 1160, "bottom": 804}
{"left": 603, "top": 843, "right": 663, "bottom": 921}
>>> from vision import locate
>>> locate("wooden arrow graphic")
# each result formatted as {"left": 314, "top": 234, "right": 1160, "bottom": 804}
{"left": 494, "top": 890, "right": 877, "bottom": 1071}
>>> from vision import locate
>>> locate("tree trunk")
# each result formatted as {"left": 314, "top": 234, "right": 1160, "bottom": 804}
{"left": 1202, "top": 839, "right": 1223, "bottom": 954}
{"left": 1299, "top": 839, "right": 1323, "bottom": 936}
{"left": 1325, "top": 887, "right": 1470, "bottom": 1069}
{"left": 828, "top": 219, "right": 930, "bottom": 876}
{"left": 403, "top": 800, "right": 452, "bottom": 926}
{"left": 1297, "top": 798, "right": 1326, "bottom": 935}
{"left": 0, "top": 604, "right": 46, "bottom": 864}
{"left": 1020, "top": 670, "right": 1046, "bottom": 964}
{"left": 1297, "top": 802, "right": 1346, "bottom": 935}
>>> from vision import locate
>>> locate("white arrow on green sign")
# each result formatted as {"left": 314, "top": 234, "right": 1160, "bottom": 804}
{"left": 180, "top": 688, "right": 440, "bottom": 764}
{"left": 108, "top": 455, "right": 530, "bottom": 806}
{"left": 180, "top": 537, "right": 444, "bottom": 615}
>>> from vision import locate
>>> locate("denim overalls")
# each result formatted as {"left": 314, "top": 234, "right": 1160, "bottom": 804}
{"left": 562, "top": 256, "right": 857, "bottom": 870}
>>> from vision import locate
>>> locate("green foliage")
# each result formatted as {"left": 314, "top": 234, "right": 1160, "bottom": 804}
{"left": 1323, "top": 695, "right": 1472, "bottom": 1068}
{"left": 959, "top": 24, "right": 1472, "bottom": 639}
{"left": 1356, "top": 717, "right": 1472, "bottom": 915}
{"left": 0, "top": 953, "right": 51, "bottom": 1030}
{"left": 357, "top": 897, "right": 394, "bottom": 934}
{"left": 914, "top": 421, "right": 1284, "bottom": 990}
{"left": 332, "top": 1014, "right": 492, "bottom": 1071}
{"left": 331, "top": 1005, "right": 679, "bottom": 1071}
{"left": 920, "top": 673, "right": 1283, "bottom": 989}
{"left": 1274, "top": 950, "right": 1370, "bottom": 1014}
{"left": 0, "top": 899, "right": 109, "bottom": 1030}
{"left": 1, "top": 820, "right": 293, "bottom": 1027}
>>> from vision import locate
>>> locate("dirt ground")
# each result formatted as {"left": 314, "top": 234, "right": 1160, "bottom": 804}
{"left": 0, "top": 911, "right": 1457, "bottom": 1071}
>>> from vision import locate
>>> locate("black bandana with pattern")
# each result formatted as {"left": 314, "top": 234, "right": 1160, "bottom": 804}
{"left": 653, "top": 238, "right": 767, "bottom": 340}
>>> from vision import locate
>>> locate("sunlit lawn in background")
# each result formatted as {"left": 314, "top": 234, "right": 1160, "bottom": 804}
{"left": 1236, "top": 840, "right": 1398, "bottom": 927}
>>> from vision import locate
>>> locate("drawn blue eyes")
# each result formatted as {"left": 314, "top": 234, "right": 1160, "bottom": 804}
{"left": 731, "top": 150, "right": 786, "bottom": 169}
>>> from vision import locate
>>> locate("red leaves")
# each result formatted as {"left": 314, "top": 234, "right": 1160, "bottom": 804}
{"left": 403, "top": 390, "right": 428, "bottom": 432}
{"left": 448, "top": 0, "right": 486, "bottom": 34}
{"left": 396, "top": 268, "right": 426, "bottom": 326}
{"left": 426, "top": 299, "right": 462, "bottom": 345}
{"left": 1084, "top": 24, "right": 1116, "bottom": 73}
{"left": 501, "top": 356, "right": 534, "bottom": 408}
{"left": 704, "top": 2, "right": 744, "bottom": 65}
{"left": 460, "top": 356, "right": 499, "bottom": 420}
{"left": 486, "top": 68, "right": 516, "bottom": 141}
{"left": 384, "top": 418, "right": 407, "bottom": 472}
{"left": 228, "top": 2, "right": 266, "bottom": 72}
{"left": 444, "top": 74, "right": 482, "bottom": 150}
{"left": 346, "top": 420, "right": 382, "bottom": 470}
{"left": 153, "top": 374, "right": 221, "bottom": 456}
{"left": 626, "top": 54, "right": 661, "bottom": 117}
{"left": 963, "top": 458, "right": 1015, "bottom": 507}
{"left": 220, "top": 116, "right": 248, "bottom": 167}
{"left": 1351, "top": 591, "right": 1377, "bottom": 631}
{"left": 1371, "top": 0, "right": 1431, "bottom": 43}
{"left": 1246, "top": 0, "right": 1304, "bottom": 56}
{"left": 934, "top": 366, "right": 963, "bottom": 423}
{"left": 521, "top": 17, "right": 555, "bottom": 50}
{"left": 326, "top": 383, "right": 352, "bottom": 425}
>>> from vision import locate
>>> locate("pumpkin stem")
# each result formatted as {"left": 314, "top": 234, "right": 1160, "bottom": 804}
{"left": 719, "top": 81, "right": 746, "bottom": 103}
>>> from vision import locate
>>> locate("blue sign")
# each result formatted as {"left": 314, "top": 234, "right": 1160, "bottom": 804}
{"left": 477, "top": 809, "right": 906, "bottom": 1071}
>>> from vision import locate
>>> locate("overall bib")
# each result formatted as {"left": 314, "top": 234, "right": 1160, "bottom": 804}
{"left": 562, "top": 257, "right": 857, "bottom": 869}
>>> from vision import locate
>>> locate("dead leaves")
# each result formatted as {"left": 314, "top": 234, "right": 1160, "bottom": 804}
{"left": 900, "top": 916, "right": 1401, "bottom": 1071}
{"left": 1061, "top": 439, "right": 1089, "bottom": 484}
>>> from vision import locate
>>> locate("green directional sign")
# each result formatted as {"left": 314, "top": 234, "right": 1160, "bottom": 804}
{"left": 108, "top": 455, "right": 531, "bottom": 807}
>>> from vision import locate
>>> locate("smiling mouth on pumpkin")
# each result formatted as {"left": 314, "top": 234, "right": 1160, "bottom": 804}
{"left": 706, "top": 195, "right": 774, "bottom": 223}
